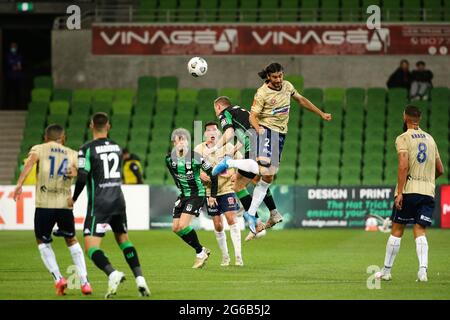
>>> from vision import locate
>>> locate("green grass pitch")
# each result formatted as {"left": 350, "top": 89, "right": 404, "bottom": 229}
{"left": 0, "top": 229, "right": 449, "bottom": 300}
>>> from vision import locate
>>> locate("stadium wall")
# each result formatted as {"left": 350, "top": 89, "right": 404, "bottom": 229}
{"left": 52, "top": 29, "right": 450, "bottom": 90}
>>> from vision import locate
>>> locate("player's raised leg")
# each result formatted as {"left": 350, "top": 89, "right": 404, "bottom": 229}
{"left": 414, "top": 223, "right": 428, "bottom": 282}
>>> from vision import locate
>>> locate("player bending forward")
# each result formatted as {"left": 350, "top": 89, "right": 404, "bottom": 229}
{"left": 14, "top": 124, "right": 91, "bottom": 296}
{"left": 375, "top": 106, "right": 444, "bottom": 282}
{"left": 166, "top": 128, "right": 218, "bottom": 268}
{"left": 195, "top": 121, "right": 243, "bottom": 266}
{"left": 72, "top": 113, "right": 150, "bottom": 298}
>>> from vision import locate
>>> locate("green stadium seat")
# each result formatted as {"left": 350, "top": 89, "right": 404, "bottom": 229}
{"left": 115, "top": 89, "right": 135, "bottom": 103}
{"left": 178, "top": 88, "right": 198, "bottom": 103}
{"left": 388, "top": 88, "right": 408, "bottom": 103}
{"left": 367, "top": 88, "right": 386, "bottom": 106}
{"left": 302, "top": 88, "right": 323, "bottom": 106}
{"left": 340, "top": 166, "right": 361, "bottom": 185}
{"left": 157, "top": 89, "right": 177, "bottom": 103}
{"left": 318, "top": 167, "right": 339, "bottom": 186}
{"left": 259, "top": 0, "right": 280, "bottom": 21}
{"left": 73, "top": 89, "right": 92, "bottom": 103}
{"left": 32, "top": 88, "right": 51, "bottom": 103}
{"left": 431, "top": 87, "right": 449, "bottom": 102}
{"left": 321, "top": 0, "right": 340, "bottom": 22}
{"left": 177, "top": 0, "right": 197, "bottom": 22}
{"left": 218, "top": 0, "right": 238, "bottom": 21}
{"left": 138, "top": 76, "right": 157, "bottom": 92}
{"left": 137, "top": 0, "right": 158, "bottom": 21}
{"left": 285, "top": 75, "right": 304, "bottom": 93}
{"left": 403, "top": 0, "right": 422, "bottom": 21}
{"left": 49, "top": 101, "right": 70, "bottom": 115}
{"left": 341, "top": 0, "right": 361, "bottom": 21}
{"left": 159, "top": 76, "right": 178, "bottom": 89}
{"left": 324, "top": 88, "right": 345, "bottom": 103}
{"left": 112, "top": 100, "right": 133, "bottom": 115}
{"left": 68, "top": 116, "right": 89, "bottom": 130}
{"left": 26, "top": 112, "right": 46, "bottom": 128}
{"left": 53, "top": 88, "right": 72, "bottom": 102}
{"left": 71, "top": 101, "right": 91, "bottom": 117}
{"left": 218, "top": 88, "right": 241, "bottom": 105}
{"left": 346, "top": 88, "right": 365, "bottom": 107}
{"left": 28, "top": 101, "right": 49, "bottom": 114}
{"left": 240, "top": 88, "right": 255, "bottom": 109}
{"left": 159, "top": 0, "right": 178, "bottom": 10}
{"left": 300, "top": 0, "right": 319, "bottom": 21}
{"left": 279, "top": 0, "right": 299, "bottom": 21}
{"left": 92, "top": 101, "right": 112, "bottom": 114}
{"left": 93, "top": 89, "right": 114, "bottom": 103}
{"left": 424, "top": 0, "right": 443, "bottom": 21}
{"left": 198, "top": 0, "right": 217, "bottom": 21}
{"left": 47, "top": 114, "right": 67, "bottom": 127}
{"left": 383, "top": 0, "right": 402, "bottom": 21}
{"left": 34, "top": 76, "right": 53, "bottom": 89}
{"left": 240, "top": 0, "right": 258, "bottom": 22}
{"left": 135, "top": 100, "right": 154, "bottom": 116}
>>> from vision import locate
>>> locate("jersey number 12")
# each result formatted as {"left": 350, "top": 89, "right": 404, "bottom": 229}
{"left": 100, "top": 153, "right": 120, "bottom": 179}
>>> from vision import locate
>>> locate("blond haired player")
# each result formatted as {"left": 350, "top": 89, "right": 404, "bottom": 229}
{"left": 13, "top": 124, "right": 91, "bottom": 296}
{"left": 213, "top": 62, "right": 332, "bottom": 233}
{"left": 375, "top": 106, "right": 444, "bottom": 282}
{"left": 195, "top": 122, "right": 243, "bottom": 266}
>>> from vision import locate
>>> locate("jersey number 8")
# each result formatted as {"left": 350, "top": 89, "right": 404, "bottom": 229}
{"left": 417, "top": 143, "right": 427, "bottom": 164}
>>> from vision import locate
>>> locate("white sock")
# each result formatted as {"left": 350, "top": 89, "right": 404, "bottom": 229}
{"left": 415, "top": 235, "right": 428, "bottom": 271}
{"left": 38, "top": 243, "right": 63, "bottom": 282}
{"left": 383, "top": 235, "right": 402, "bottom": 272}
{"left": 214, "top": 230, "right": 229, "bottom": 258}
{"left": 226, "top": 159, "right": 260, "bottom": 175}
{"left": 229, "top": 223, "right": 242, "bottom": 258}
{"left": 248, "top": 180, "right": 271, "bottom": 216}
{"left": 68, "top": 243, "right": 88, "bottom": 285}
{"left": 196, "top": 247, "right": 207, "bottom": 258}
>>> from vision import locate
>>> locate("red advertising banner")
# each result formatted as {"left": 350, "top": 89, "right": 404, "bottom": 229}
{"left": 92, "top": 24, "right": 450, "bottom": 55}
{"left": 441, "top": 185, "right": 450, "bottom": 229}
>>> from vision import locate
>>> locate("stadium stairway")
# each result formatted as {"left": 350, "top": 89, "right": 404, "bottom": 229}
{"left": 0, "top": 111, "right": 26, "bottom": 184}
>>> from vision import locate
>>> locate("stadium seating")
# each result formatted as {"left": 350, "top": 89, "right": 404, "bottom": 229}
{"left": 133, "top": 0, "right": 449, "bottom": 22}
{"left": 18, "top": 74, "right": 450, "bottom": 186}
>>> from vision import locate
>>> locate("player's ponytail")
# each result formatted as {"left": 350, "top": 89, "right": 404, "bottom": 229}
{"left": 258, "top": 62, "right": 284, "bottom": 80}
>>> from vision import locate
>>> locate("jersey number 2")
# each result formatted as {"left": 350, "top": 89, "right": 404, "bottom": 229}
{"left": 100, "top": 153, "right": 120, "bottom": 179}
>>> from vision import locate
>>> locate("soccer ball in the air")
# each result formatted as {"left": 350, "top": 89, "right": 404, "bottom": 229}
{"left": 187, "top": 57, "right": 208, "bottom": 77}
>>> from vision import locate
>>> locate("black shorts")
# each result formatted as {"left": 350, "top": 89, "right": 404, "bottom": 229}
{"left": 35, "top": 208, "right": 75, "bottom": 243}
{"left": 83, "top": 213, "right": 128, "bottom": 237}
{"left": 391, "top": 193, "right": 435, "bottom": 227}
{"left": 172, "top": 196, "right": 205, "bottom": 219}
{"left": 237, "top": 169, "right": 257, "bottom": 180}
{"left": 207, "top": 193, "right": 239, "bottom": 216}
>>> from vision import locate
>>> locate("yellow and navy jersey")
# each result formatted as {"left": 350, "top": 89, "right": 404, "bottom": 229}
{"left": 251, "top": 80, "right": 297, "bottom": 134}
{"left": 394, "top": 128, "right": 440, "bottom": 197}
{"left": 165, "top": 150, "right": 218, "bottom": 198}
{"left": 29, "top": 141, "right": 77, "bottom": 209}
{"left": 194, "top": 142, "right": 243, "bottom": 196}
{"left": 77, "top": 138, "right": 126, "bottom": 216}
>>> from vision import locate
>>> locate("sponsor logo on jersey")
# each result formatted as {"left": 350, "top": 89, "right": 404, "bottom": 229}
{"left": 272, "top": 106, "right": 290, "bottom": 115}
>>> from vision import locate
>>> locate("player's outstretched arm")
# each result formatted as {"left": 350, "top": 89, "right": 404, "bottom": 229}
{"left": 14, "top": 152, "right": 38, "bottom": 201}
{"left": 205, "top": 127, "right": 235, "bottom": 155}
{"left": 293, "top": 92, "right": 332, "bottom": 121}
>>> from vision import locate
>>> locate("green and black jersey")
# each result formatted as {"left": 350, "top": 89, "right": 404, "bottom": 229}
{"left": 218, "top": 106, "right": 254, "bottom": 154}
{"left": 165, "top": 150, "right": 218, "bottom": 198}
{"left": 73, "top": 138, "right": 126, "bottom": 216}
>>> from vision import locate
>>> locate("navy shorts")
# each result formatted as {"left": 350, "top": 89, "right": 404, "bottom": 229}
{"left": 391, "top": 193, "right": 435, "bottom": 227}
{"left": 35, "top": 208, "right": 75, "bottom": 243}
{"left": 207, "top": 193, "right": 239, "bottom": 216}
{"left": 256, "top": 126, "right": 286, "bottom": 168}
